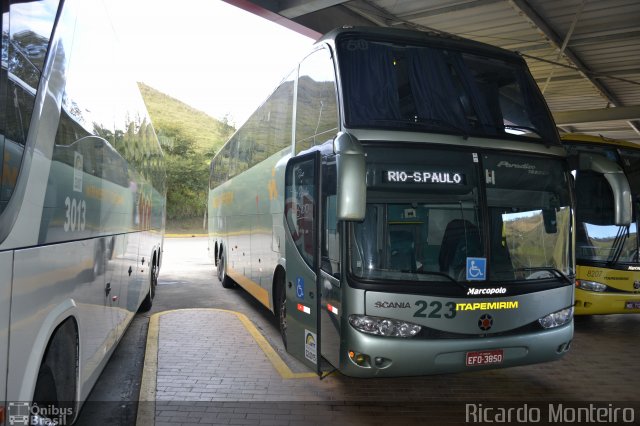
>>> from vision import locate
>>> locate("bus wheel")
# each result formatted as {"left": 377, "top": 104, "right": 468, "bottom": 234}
{"left": 277, "top": 280, "right": 287, "bottom": 349}
{"left": 33, "top": 364, "right": 57, "bottom": 406}
{"left": 92, "top": 239, "right": 105, "bottom": 279}
{"left": 150, "top": 259, "right": 158, "bottom": 299}
{"left": 32, "top": 365, "right": 58, "bottom": 424}
{"left": 33, "top": 320, "right": 77, "bottom": 424}
{"left": 139, "top": 260, "right": 157, "bottom": 312}
{"left": 217, "top": 252, "right": 235, "bottom": 289}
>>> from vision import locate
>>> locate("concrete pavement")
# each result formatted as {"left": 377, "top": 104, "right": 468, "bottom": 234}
{"left": 136, "top": 307, "right": 640, "bottom": 425}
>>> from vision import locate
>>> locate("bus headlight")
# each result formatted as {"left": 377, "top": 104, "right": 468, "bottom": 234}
{"left": 575, "top": 279, "right": 607, "bottom": 292}
{"left": 538, "top": 307, "right": 573, "bottom": 329}
{"left": 349, "top": 315, "right": 421, "bottom": 338}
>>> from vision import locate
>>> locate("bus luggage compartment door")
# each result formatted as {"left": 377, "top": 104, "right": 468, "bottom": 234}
{"left": 284, "top": 152, "right": 322, "bottom": 374}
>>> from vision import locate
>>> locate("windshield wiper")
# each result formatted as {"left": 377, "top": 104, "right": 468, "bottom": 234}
{"left": 406, "top": 269, "right": 470, "bottom": 290}
{"left": 370, "top": 118, "right": 469, "bottom": 139}
{"left": 414, "top": 117, "right": 470, "bottom": 139}
{"left": 515, "top": 267, "right": 573, "bottom": 285}
{"left": 608, "top": 225, "right": 629, "bottom": 267}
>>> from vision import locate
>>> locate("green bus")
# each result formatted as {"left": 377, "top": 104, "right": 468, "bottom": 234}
{"left": 209, "top": 26, "right": 584, "bottom": 377}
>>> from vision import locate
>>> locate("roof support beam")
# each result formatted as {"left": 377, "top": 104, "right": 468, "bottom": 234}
{"left": 508, "top": 0, "right": 640, "bottom": 136}
{"left": 541, "top": 0, "right": 585, "bottom": 94}
{"left": 509, "top": 0, "right": 615, "bottom": 104}
{"left": 222, "top": 0, "right": 321, "bottom": 38}
{"left": 279, "top": 0, "right": 349, "bottom": 18}
{"left": 553, "top": 106, "right": 640, "bottom": 125}
{"left": 395, "top": 0, "right": 503, "bottom": 21}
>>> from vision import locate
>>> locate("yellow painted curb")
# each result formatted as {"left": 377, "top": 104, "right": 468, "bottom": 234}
{"left": 230, "top": 310, "right": 317, "bottom": 379}
{"left": 136, "top": 308, "right": 316, "bottom": 422}
{"left": 136, "top": 314, "right": 159, "bottom": 426}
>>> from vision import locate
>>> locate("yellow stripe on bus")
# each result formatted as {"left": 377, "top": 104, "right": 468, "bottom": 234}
{"left": 227, "top": 266, "right": 272, "bottom": 310}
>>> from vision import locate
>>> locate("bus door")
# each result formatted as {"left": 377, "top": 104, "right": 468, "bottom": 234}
{"left": 284, "top": 151, "right": 322, "bottom": 374}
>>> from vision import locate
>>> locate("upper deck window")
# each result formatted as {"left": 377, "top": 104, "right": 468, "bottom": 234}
{"left": 337, "top": 36, "right": 558, "bottom": 143}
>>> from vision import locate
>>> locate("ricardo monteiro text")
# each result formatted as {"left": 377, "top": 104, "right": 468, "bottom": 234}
{"left": 465, "top": 403, "right": 635, "bottom": 423}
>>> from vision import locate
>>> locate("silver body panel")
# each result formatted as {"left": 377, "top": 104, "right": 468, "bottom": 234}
{"left": 0, "top": 0, "right": 165, "bottom": 412}
{"left": 365, "top": 286, "right": 573, "bottom": 334}
{"left": 0, "top": 252, "right": 12, "bottom": 405}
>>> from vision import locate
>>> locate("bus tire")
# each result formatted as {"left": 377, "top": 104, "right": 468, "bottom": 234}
{"left": 276, "top": 278, "right": 287, "bottom": 349}
{"left": 32, "top": 319, "right": 77, "bottom": 424}
{"left": 217, "top": 252, "right": 235, "bottom": 289}
{"left": 139, "top": 254, "right": 158, "bottom": 312}
{"left": 92, "top": 238, "right": 106, "bottom": 279}
{"left": 33, "top": 364, "right": 57, "bottom": 407}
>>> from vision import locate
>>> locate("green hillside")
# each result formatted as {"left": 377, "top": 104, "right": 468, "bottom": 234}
{"left": 138, "top": 82, "right": 233, "bottom": 154}
{"left": 138, "top": 83, "right": 235, "bottom": 227}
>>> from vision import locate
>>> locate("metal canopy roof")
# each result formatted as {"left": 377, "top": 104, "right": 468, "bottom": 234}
{"left": 226, "top": 0, "right": 640, "bottom": 143}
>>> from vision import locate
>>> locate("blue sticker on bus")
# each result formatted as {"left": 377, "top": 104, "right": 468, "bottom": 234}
{"left": 466, "top": 257, "right": 486, "bottom": 281}
{"left": 296, "top": 277, "right": 305, "bottom": 299}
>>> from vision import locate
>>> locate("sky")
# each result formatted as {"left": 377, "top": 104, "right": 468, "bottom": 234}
{"left": 107, "top": 0, "right": 315, "bottom": 127}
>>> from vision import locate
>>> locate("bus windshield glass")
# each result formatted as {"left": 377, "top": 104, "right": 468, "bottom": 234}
{"left": 575, "top": 148, "right": 640, "bottom": 265}
{"left": 337, "top": 36, "right": 558, "bottom": 142}
{"left": 350, "top": 153, "right": 572, "bottom": 284}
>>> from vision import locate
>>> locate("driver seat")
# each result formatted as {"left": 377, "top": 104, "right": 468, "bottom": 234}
{"left": 439, "top": 219, "right": 481, "bottom": 279}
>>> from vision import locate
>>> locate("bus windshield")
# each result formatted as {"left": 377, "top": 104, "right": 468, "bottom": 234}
{"left": 337, "top": 36, "right": 558, "bottom": 143}
{"left": 575, "top": 147, "right": 640, "bottom": 265}
{"left": 350, "top": 153, "right": 572, "bottom": 284}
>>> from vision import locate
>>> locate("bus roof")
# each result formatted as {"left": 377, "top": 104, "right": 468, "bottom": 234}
{"left": 317, "top": 26, "right": 524, "bottom": 62}
{"left": 561, "top": 133, "right": 640, "bottom": 150}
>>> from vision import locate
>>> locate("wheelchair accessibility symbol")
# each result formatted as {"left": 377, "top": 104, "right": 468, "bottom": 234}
{"left": 466, "top": 257, "right": 486, "bottom": 281}
{"left": 296, "top": 277, "right": 305, "bottom": 299}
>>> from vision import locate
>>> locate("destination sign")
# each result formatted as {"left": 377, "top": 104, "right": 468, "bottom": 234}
{"left": 384, "top": 170, "right": 465, "bottom": 185}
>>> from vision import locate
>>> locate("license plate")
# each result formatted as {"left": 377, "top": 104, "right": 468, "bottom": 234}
{"left": 625, "top": 301, "right": 640, "bottom": 310}
{"left": 466, "top": 349, "right": 504, "bottom": 366}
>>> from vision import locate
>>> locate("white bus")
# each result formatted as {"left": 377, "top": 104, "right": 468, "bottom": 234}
{"left": 206, "top": 27, "right": 605, "bottom": 377}
{"left": 0, "top": 0, "right": 165, "bottom": 423}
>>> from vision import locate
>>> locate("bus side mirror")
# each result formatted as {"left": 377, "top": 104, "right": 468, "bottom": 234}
{"left": 579, "top": 153, "right": 632, "bottom": 226}
{"left": 333, "top": 132, "right": 366, "bottom": 221}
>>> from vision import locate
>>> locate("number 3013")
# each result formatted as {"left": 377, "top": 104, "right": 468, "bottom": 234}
{"left": 64, "top": 196, "right": 86, "bottom": 232}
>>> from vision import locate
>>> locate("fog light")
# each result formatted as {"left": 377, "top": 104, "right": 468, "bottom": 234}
{"left": 348, "top": 350, "right": 371, "bottom": 367}
{"left": 576, "top": 279, "right": 607, "bottom": 292}
{"left": 349, "top": 315, "right": 421, "bottom": 337}
{"left": 539, "top": 307, "right": 573, "bottom": 329}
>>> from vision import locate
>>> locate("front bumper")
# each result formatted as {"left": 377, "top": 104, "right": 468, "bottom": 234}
{"left": 574, "top": 288, "right": 640, "bottom": 315}
{"left": 338, "top": 321, "right": 573, "bottom": 378}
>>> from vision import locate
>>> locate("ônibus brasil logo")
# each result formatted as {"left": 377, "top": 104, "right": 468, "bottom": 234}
{"left": 7, "top": 402, "right": 74, "bottom": 425}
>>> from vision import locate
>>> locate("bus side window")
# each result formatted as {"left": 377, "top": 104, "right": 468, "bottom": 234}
{"left": 322, "top": 160, "right": 339, "bottom": 277}
{"left": 213, "top": 143, "right": 231, "bottom": 188}
{"left": 1, "top": 0, "right": 59, "bottom": 215}
{"left": 237, "top": 124, "right": 253, "bottom": 174}
{"left": 227, "top": 136, "right": 239, "bottom": 178}
{"left": 295, "top": 48, "right": 339, "bottom": 154}
{"left": 251, "top": 69, "right": 295, "bottom": 166}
